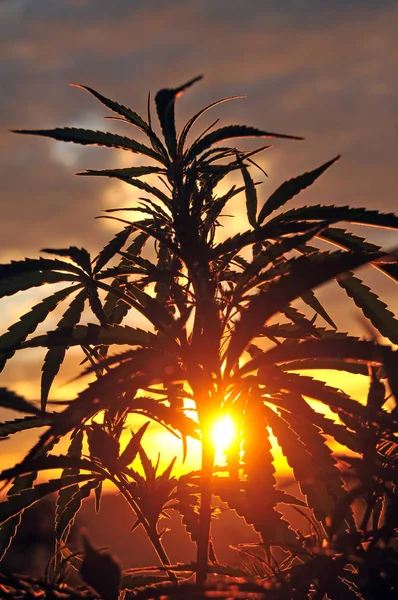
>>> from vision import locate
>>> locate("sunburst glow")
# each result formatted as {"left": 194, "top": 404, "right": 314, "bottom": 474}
{"left": 210, "top": 415, "right": 237, "bottom": 453}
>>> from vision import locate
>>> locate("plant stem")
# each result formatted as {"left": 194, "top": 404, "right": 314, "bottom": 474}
{"left": 196, "top": 434, "right": 215, "bottom": 586}
{"left": 112, "top": 476, "right": 177, "bottom": 582}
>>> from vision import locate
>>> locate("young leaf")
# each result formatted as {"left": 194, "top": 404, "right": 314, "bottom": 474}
{"left": 155, "top": 76, "right": 203, "bottom": 158}
{"left": 87, "top": 423, "right": 119, "bottom": 470}
{"left": 118, "top": 421, "right": 150, "bottom": 469}
{"left": 239, "top": 161, "right": 258, "bottom": 229}
{"left": 178, "top": 95, "right": 243, "bottom": 153}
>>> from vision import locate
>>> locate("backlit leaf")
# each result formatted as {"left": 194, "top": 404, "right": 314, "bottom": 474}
{"left": 257, "top": 156, "right": 340, "bottom": 223}
{"left": 0, "top": 388, "right": 40, "bottom": 415}
{"left": 41, "top": 288, "right": 87, "bottom": 411}
{"left": 337, "top": 272, "right": 398, "bottom": 344}
{"left": 12, "top": 127, "right": 162, "bottom": 162}
{"left": 118, "top": 422, "right": 150, "bottom": 469}
{"left": 186, "top": 125, "right": 303, "bottom": 162}
{"left": 0, "top": 285, "right": 78, "bottom": 374}
{"left": 0, "top": 475, "right": 97, "bottom": 526}
{"left": 227, "top": 250, "right": 383, "bottom": 370}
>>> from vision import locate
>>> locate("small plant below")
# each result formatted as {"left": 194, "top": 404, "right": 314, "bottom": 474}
{"left": 1, "top": 76, "right": 398, "bottom": 599}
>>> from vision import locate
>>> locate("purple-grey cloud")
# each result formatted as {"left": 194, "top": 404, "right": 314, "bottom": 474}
{"left": 0, "top": 0, "right": 397, "bottom": 400}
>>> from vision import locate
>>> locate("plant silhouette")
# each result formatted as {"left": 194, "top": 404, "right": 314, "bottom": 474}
{"left": 1, "top": 77, "right": 398, "bottom": 598}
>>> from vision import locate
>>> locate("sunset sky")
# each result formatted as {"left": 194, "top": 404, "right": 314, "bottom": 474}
{"left": 0, "top": 0, "right": 397, "bottom": 473}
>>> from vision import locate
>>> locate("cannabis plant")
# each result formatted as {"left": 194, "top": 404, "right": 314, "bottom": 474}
{"left": 1, "top": 76, "right": 398, "bottom": 599}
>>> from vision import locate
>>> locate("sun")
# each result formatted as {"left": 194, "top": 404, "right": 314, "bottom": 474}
{"left": 210, "top": 415, "right": 237, "bottom": 454}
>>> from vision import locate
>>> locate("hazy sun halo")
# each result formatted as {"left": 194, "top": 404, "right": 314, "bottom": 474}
{"left": 210, "top": 415, "right": 237, "bottom": 453}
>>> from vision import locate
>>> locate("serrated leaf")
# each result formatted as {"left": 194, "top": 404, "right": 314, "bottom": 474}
{"left": 86, "top": 280, "right": 107, "bottom": 325}
{"left": 54, "top": 431, "right": 85, "bottom": 554}
{"left": 270, "top": 393, "right": 360, "bottom": 453}
{"left": 175, "top": 482, "right": 200, "bottom": 545}
{"left": 227, "top": 250, "right": 383, "bottom": 371}
{"left": 0, "top": 454, "right": 105, "bottom": 481}
{"left": 93, "top": 225, "right": 133, "bottom": 274}
{"left": 258, "top": 156, "right": 340, "bottom": 223}
{"left": 271, "top": 204, "right": 398, "bottom": 230}
{"left": 319, "top": 227, "right": 398, "bottom": 284}
{"left": 12, "top": 127, "right": 162, "bottom": 162}
{"left": 238, "top": 396, "right": 299, "bottom": 547}
{"left": 0, "top": 285, "right": 79, "bottom": 374}
{"left": 239, "top": 161, "right": 258, "bottom": 228}
{"left": 186, "top": 125, "right": 303, "bottom": 163}
{"left": 0, "top": 270, "right": 78, "bottom": 299}
{"left": 41, "top": 288, "right": 87, "bottom": 411}
{"left": 118, "top": 421, "right": 150, "bottom": 469}
{"left": 0, "top": 388, "right": 40, "bottom": 415}
{"left": 264, "top": 405, "right": 335, "bottom": 522}
{"left": 87, "top": 423, "right": 119, "bottom": 470}
{"left": 71, "top": 84, "right": 165, "bottom": 156}
{"left": 337, "top": 272, "right": 398, "bottom": 344}
{"left": 0, "top": 472, "right": 37, "bottom": 560}
{"left": 242, "top": 338, "right": 393, "bottom": 375}
{"left": 156, "top": 76, "right": 202, "bottom": 157}
{"left": 283, "top": 410, "right": 351, "bottom": 509}
{"left": 21, "top": 323, "right": 156, "bottom": 350}
{"left": 0, "top": 257, "right": 82, "bottom": 279}
{"left": 213, "top": 219, "right": 329, "bottom": 260}
{"left": 127, "top": 397, "right": 200, "bottom": 443}
{"left": 0, "top": 415, "right": 52, "bottom": 439}
{"left": 301, "top": 288, "right": 337, "bottom": 329}
{"left": 41, "top": 246, "right": 92, "bottom": 273}
{"left": 257, "top": 365, "right": 368, "bottom": 420}
{"left": 57, "top": 478, "right": 100, "bottom": 544}
{"left": 0, "top": 475, "right": 96, "bottom": 526}
{"left": 79, "top": 165, "right": 164, "bottom": 180}
{"left": 234, "top": 224, "right": 331, "bottom": 296}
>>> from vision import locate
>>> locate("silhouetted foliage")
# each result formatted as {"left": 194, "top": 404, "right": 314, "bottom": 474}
{"left": 1, "top": 77, "right": 398, "bottom": 598}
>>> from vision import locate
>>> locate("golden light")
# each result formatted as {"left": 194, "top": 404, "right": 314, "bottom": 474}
{"left": 210, "top": 415, "right": 237, "bottom": 454}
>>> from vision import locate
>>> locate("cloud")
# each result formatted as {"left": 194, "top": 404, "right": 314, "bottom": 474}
{"left": 0, "top": 0, "right": 397, "bottom": 400}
